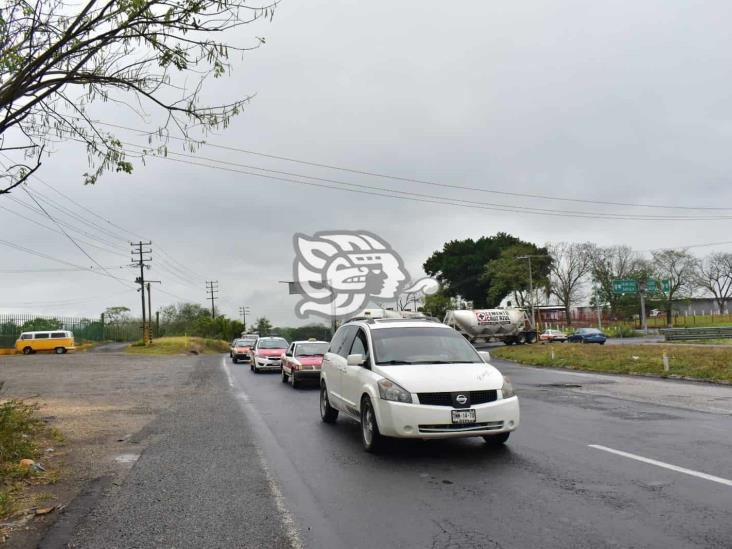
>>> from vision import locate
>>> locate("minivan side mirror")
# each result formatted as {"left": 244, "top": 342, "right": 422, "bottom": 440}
{"left": 478, "top": 351, "right": 491, "bottom": 363}
{"left": 347, "top": 353, "right": 366, "bottom": 366}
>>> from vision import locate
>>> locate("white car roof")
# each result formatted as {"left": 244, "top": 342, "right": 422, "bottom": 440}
{"left": 353, "top": 319, "right": 452, "bottom": 331}
{"left": 293, "top": 340, "right": 328, "bottom": 344}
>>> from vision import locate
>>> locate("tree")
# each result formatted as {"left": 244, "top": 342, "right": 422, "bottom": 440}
{"left": 652, "top": 249, "right": 697, "bottom": 326}
{"left": 0, "top": 0, "right": 274, "bottom": 194}
{"left": 423, "top": 233, "right": 541, "bottom": 309}
{"left": 483, "top": 244, "right": 551, "bottom": 308}
{"left": 590, "top": 245, "right": 643, "bottom": 316}
{"left": 21, "top": 317, "right": 62, "bottom": 331}
{"left": 548, "top": 242, "right": 594, "bottom": 324}
{"left": 252, "top": 317, "right": 272, "bottom": 336}
{"left": 103, "top": 306, "right": 130, "bottom": 325}
{"left": 420, "top": 291, "right": 452, "bottom": 320}
{"left": 694, "top": 252, "right": 732, "bottom": 315}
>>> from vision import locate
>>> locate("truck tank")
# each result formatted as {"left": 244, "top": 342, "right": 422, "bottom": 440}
{"left": 444, "top": 309, "right": 535, "bottom": 344}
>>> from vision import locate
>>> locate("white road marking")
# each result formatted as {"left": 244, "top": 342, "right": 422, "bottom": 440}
{"left": 221, "top": 356, "right": 235, "bottom": 387}
{"left": 221, "top": 356, "right": 303, "bottom": 548}
{"left": 589, "top": 444, "right": 732, "bottom": 487}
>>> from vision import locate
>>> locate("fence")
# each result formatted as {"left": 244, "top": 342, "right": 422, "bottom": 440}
{"left": 537, "top": 310, "right": 732, "bottom": 332}
{"left": 0, "top": 313, "right": 143, "bottom": 348}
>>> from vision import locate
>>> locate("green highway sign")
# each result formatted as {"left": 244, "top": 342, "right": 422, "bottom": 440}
{"left": 612, "top": 279, "right": 638, "bottom": 294}
{"left": 612, "top": 278, "right": 671, "bottom": 295}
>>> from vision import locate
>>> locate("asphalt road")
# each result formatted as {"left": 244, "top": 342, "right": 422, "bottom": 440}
{"left": 223, "top": 356, "right": 732, "bottom": 549}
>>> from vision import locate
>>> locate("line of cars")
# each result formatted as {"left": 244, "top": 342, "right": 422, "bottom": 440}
{"left": 228, "top": 317, "right": 520, "bottom": 453}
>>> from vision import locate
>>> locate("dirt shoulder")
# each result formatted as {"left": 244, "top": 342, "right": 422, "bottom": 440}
{"left": 0, "top": 351, "right": 197, "bottom": 548}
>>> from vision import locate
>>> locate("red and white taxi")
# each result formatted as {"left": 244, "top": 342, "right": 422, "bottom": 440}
{"left": 281, "top": 340, "right": 330, "bottom": 388}
{"left": 249, "top": 337, "right": 289, "bottom": 373}
{"left": 230, "top": 336, "right": 258, "bottom": 364}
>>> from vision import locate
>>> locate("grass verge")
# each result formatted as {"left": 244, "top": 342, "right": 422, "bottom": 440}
{"left": 0, "top": 390, "right": 57, "bottom": 520}
{"left": 125, "top": 336, "right": 229, "bottom": 355}
{"left": 493, "top": 344, "right": 732, "bottom": 383}
{"left": 667, "top": 339, "right": 732, "bottom": 345}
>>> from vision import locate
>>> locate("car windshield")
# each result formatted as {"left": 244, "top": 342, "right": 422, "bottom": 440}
{"left": 235, "top": 339, "right": 253, "bottom": 347}
{"left": 295, "top": 342, "right": 329, "bottom": 356}
{"left": 371, "top": 326, "right": 481, "bottom": 365}
{"left": 258, "top": 338, "right": 288, "bottom": 349}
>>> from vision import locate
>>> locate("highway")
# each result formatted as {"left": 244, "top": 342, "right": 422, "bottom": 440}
{"left": 222, "top": 356, "right": 732, "bottom": 549}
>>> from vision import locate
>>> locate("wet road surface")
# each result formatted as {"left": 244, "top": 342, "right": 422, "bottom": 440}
{"left": 223, "top": 355, "right": 732, "bottom": 549}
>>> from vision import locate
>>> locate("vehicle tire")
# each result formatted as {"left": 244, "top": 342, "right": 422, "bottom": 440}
{"left": 599, "top": 341, "right": 605, "bottom": 345}
{"left": 483, "top": 432, "right": 510, "bottom": 445}
{"left": 291, "top": 374, "right": 299, "bottom": 389}
{"left": 250, "top": 364, "right": 254, "bottom": 372}
{"left": 320, "top": 384, "right": 338, "bottom": 424}
{"left": 360, "top": 396, "right": 384, "bottom": 453}
{"left": 22, "top": 346, "right": 32, "bottom": 355}
{"left": 54, "top": 347, "right": 66, "bottom": 354}
{"left": 281, "top": 370, "right": 288, "bottom": 383}
{"left": 253, "top": 365, "right": 260, "bottom": 374}
{"left": 232, "top": 356, "right": 238, "bottom": 364}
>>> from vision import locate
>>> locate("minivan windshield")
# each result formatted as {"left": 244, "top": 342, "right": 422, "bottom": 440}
{"left": 235, "top": 339, "right": 255, "bottom": 347}
{"left": 371, "top": 326, "right": 481, "bottom": 365}
{"left": 258, "top": 338, "right": 288, "bottom": 349}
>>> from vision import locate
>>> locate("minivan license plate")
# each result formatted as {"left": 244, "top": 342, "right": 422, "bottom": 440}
{"left": 451, "top": 409, "right": 476, "bottom": 424}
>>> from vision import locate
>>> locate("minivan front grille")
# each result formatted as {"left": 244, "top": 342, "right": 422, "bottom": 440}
{"left": 418, "top": 421, "right": 504, "bottom": 433}
{"left": 418, "top": 390, "right": 498, "bottom": 407}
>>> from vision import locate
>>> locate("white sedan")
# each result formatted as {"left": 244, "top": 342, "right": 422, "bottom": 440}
{"left": 319, "top": 318, "right": 519, "bottom": 452}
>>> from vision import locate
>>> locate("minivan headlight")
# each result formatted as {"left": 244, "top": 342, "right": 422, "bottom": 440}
{"left": 377, "top": 379, "right": 412, "bottom": 403}
{"left": 501, "top": 376, "right": 515, "bottom": 399}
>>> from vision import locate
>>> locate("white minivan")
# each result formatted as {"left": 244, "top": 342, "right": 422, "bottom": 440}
{"left": 319, "top": 318, "right": 519, "bottom": 452}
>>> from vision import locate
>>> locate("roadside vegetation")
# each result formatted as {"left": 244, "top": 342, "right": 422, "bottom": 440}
{"left": 126, "top": 336, "right": 230, "bottom": 355}
{"left": 493, "top": 344, "right": 732, "bottom": 383}
{"left": 0, "top": 385, "right": 61, "bottom": 520}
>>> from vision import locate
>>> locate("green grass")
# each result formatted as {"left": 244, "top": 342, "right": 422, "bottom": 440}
{"left": 668, "top": 338, "right": 732, "bottom": 345}
{"left": 125, "top": 336, "right": 230, "bottom": 355}
{"left": 493, "top": 344, "right": 732, "bottom": 383}
{"left": 0, "top": 397, "right": 44, "bottom": 519}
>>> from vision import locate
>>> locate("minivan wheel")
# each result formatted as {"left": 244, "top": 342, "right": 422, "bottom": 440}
{"left": 483, "top": 432, "right": 510, "bottom": 445}
{"left": 360, "top": 396, "right": 384, "bottom": 452}
{"left": 281, "top": 370, "right": 288, "bottom": 383}
{"left": 54, "top": 347, "right": 66, "bottom": 354}
{"left": 22, "top": 346, "right": 32, "bottom": 355}
{"left": 320, "top": 384, "right": 338, "bottom": 423}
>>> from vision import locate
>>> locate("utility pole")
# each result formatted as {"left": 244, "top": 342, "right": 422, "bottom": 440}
{"left": 146, "top": 281, "right": 161, "bottom": 339}
{"left": 206, "top": 281, "right": 219, "bottom": 318}
{"left": 239, "top": 306, "right": 250, "bottom": 330}
{"left": 131, "top": 241, "right": 152, "bottom": 342}
{"left": 639, "top": 281, "right": 648, "bottom": 334}
{"left": 516, "top": 255, "right": 545, "bottom": 331}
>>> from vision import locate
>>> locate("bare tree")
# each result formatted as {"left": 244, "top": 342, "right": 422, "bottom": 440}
{"left": 548, "top": 242, "right": 594, "bottom": 324}
{"left": 694, "top": 252, "right": 732, "bottom": 314}
{"left": 590, "top": 245, "right": 642, "bottom": 315}
{"left": 0, "top": 0, "right": 275, "bottom": 194}
{"left": 651, "top": 249, "right": 697, "bottom": 326}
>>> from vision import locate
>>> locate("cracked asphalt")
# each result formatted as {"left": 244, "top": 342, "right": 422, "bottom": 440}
{"left": 51, "top": 353, "right": 732, "bottom": 548}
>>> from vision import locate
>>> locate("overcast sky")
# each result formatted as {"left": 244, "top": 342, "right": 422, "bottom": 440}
{"left": 2, "top": 0, "right": 732, "bottom": 326}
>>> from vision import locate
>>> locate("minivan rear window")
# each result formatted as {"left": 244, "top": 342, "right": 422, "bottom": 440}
{"left": 35, "top": 333, "right": 50, "bottom": 339}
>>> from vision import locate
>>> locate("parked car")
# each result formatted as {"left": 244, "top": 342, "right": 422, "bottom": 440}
{"left": 281, "top": 339, "right": 330, "bottom": 388}
{"left": 15, "top": 331, "right": 76, "bottom": 355}
{"left": 319, "top": 318, "right": 519, "bottom": 452}
{"left": 230, "top": 337, "right": 258, "bottom": 363}
{"left": 249, "top": 337, "right": 289, "bottom": 373}
{"left": 567, "top": 328, "right": 607, "bottom": 344}
{"left": 539, "top": 329, "right": 567, "bottom": 343}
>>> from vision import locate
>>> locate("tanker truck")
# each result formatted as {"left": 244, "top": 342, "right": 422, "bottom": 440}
{"left": 444, "top": 308, "right": 536, "bottom": 345}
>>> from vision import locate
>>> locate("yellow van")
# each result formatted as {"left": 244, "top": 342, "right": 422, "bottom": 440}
{"left": 15, "top": 331, "right": 76, "bottom": 355}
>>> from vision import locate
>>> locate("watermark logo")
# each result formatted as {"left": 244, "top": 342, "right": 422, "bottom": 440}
{"left": 292, "top": 230, "right": 439, "bottom": 320}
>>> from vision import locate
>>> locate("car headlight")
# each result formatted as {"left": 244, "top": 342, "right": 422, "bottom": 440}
{"left": 501, "top": 376, "right": 515, "bottom": 399}
{"left": 377, "top": 378, "right": 412, "bottom": 403}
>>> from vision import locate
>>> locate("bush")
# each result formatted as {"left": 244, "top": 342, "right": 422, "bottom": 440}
{"left": 605, "top": 325, "right": 638, "bottom": 338}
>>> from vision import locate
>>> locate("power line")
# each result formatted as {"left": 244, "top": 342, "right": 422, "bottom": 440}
{"left": 73, "top": 117, "right": 732, "bottom": 212}
{"left": 0, "top": 238, "right": 135, "bottom": 287}
{"left": 151, "top": 153, "right": 732, "bottom": 222}
{"left": 46, "top": 131, "right": 732, "bottom": 221}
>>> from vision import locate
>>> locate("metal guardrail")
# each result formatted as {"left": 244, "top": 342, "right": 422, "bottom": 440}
{"left": 660, "top": 327, "right": 732, "bottom": 341}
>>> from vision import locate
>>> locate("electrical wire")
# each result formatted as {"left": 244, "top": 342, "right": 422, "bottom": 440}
{"left": 73, "top": 117, "right": 732, "bottom": 212}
